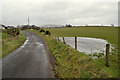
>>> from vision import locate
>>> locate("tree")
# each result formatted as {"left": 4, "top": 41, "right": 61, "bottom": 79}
{"left": 40, "top": 29, "right": 45, "bottom": 33}
{"left": 17, "top": 25, "right": 20, "bottom": 28}
{"left": 65, "top": 24, "right": 72, "bottom": 27}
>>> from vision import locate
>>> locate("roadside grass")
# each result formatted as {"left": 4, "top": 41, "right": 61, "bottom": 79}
{"left": 1, "top": 32, "right": 26, "bottom": 58}
{"left": 45, "top": 27, "right": 118, "bottom": 48}
{"left": 30, "top": 30, "right": 118, "bottom": 78}
{"left": 45, "top": 27, "right": 119, "bottom": 77}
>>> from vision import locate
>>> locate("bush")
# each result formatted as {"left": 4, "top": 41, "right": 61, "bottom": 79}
{"left": 7, "top": 29, "right": 15, "bottom": 35}
{"left": 35, "top": 27, "right": 40, "bottom": 30}
{"left": 45, "top": 31, "right": 51, "bottom": 35}
{"left": 6, "top": 28, "right": 20, "bottom": 37}
{"left": 2, "top": 30, "right": 7, "bottom": 33}
{"left": 93, "top": 53, "right": 97, "bottom": 57}
{"left": 15, "top": 29, "right": 20, "bottom": 36}
{"left": 40, "top": 29, "right": 45, "bottom": 33}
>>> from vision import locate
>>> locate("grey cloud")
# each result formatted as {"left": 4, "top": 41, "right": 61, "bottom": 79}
{"left": 1, "top": 1, "right": 118, "bottom": 26}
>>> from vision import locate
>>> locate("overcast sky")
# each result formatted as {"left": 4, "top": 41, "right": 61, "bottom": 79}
{"left": 0, "top": 0, "right": 119, "bottom": 26}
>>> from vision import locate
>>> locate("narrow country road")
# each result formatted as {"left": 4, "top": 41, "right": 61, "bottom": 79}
{"left": 2, "top": 31, "right": 54, "bottom": 78}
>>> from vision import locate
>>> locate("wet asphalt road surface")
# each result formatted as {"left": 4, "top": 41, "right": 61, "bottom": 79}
{"left": 2, "top": 31, "right": 54, "bottom": 78}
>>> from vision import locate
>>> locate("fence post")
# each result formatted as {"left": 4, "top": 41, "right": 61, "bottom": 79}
{"left": 75, "top": 37, "right": 77, "bottom": 50}
{"left": 105, "top": 44, "right": 110, "bottom": 67}
{"left": 63, "top": 37, "right": 66, "bottom": 44}
{"left": 58, "top": 37, "right": 60, "bottom": 41}
{"left": 14, "top": 29, "right": 16, "bottom": 37}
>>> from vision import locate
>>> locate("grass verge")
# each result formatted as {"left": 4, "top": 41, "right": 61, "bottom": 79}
{"left": 1, "top": 32, "right": 26, "bottom": 58}
{"left": 30, "top": 30, "right": 118, "bottom": 78}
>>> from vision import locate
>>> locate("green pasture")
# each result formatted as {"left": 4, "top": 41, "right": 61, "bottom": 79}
{"left": 45, "top": 27, "right": 118, "bottom": 48}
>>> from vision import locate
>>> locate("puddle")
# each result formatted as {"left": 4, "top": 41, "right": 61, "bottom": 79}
{"left": 35, "top": 42, "right": 43, "bottom": 47}
{"left": 20, "top": 37, "right": 29, "bottom": 48}
{"left": 59, "top": 37, "right": 112, "bottom": 55}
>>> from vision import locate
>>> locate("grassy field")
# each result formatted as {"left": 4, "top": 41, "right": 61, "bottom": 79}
{"left": 45, "top": 27, "right": 118, "bottom": 48}
{"left": 31, "top": 30, "right": 118, "bottom": 78}
{"left": 1, "top": 32, "right": 26, "bottom": 58}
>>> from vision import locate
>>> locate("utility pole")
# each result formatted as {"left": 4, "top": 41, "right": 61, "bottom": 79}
{"left": 28, "top": 17, "right": 29, "bottom": 25}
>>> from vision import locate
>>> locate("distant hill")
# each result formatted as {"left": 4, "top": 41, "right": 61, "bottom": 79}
{"left": 40, "top": 24, "right": 64, "bottom": 28}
